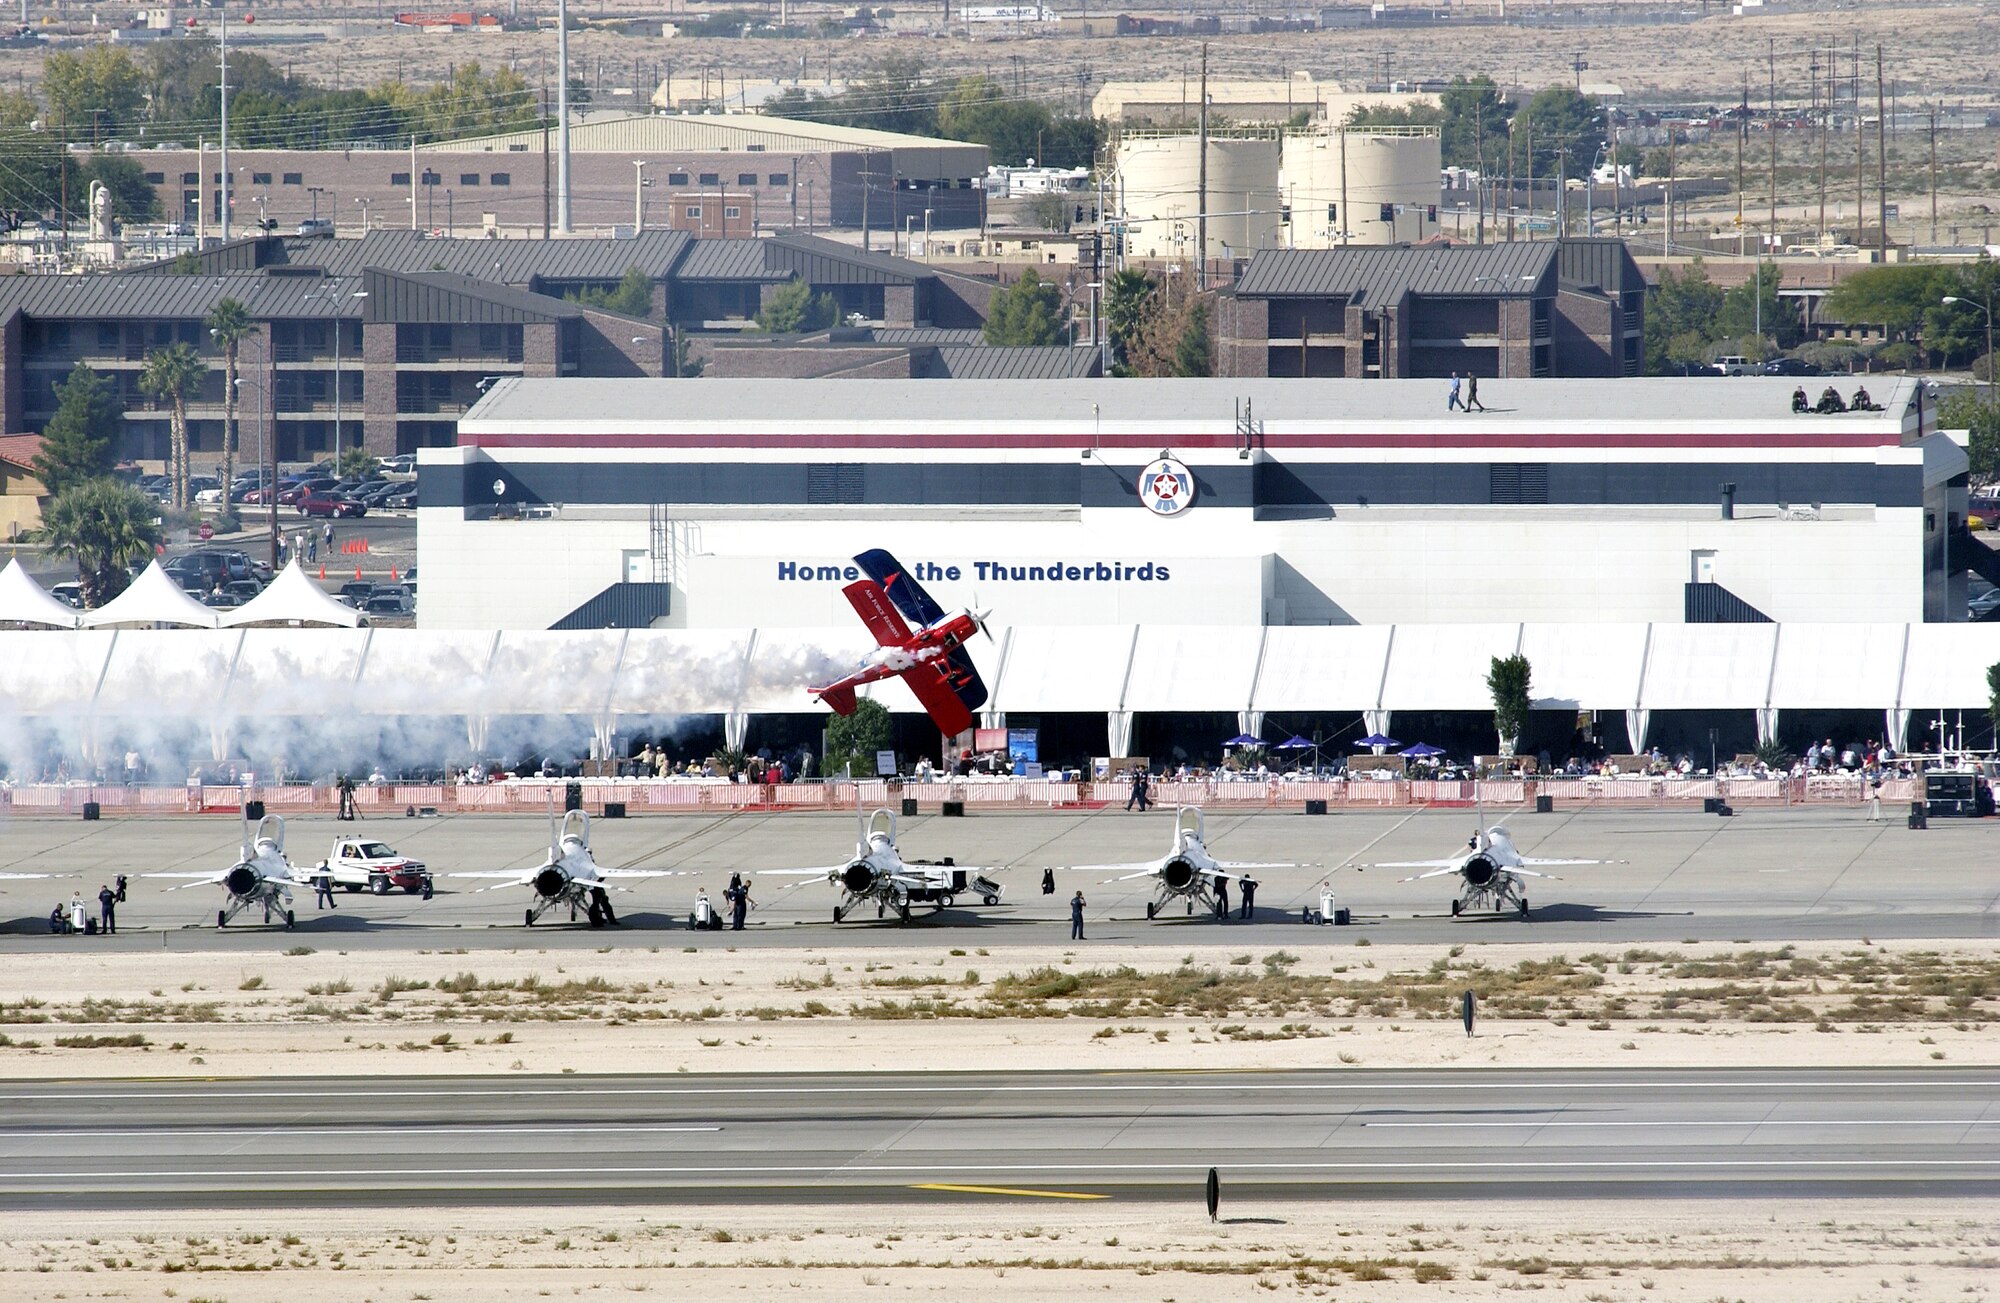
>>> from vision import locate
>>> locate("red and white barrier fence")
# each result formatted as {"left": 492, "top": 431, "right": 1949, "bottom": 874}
{"left": 0, "top": 773, "right": 1947, "bottom": 817}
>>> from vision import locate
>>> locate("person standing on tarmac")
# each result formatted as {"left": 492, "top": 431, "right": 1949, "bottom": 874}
{"left": 1041, "top": 867, "right": 1056, "bottom": 895}
{"left": 314, "top": 867, "right": 337, "bottom": 910}
{"left": 1212, "top": 875, "right": 1230, "bottom": 920}
{"left": 731, "top": 875, "right": 754, "bottom": 931}
{"left": 1125, "top": 767, "right": 1151, "bottom": 812}
{"left": 1238, "top": 874, "right": 1257, "bottom": 920}
{"left": 1070, "top": 890, "right": 1087, "bottom": 941}
{"left": 591, "top": 885, "right": 617, "bottom": 926}
{"left": 97, "top": 883, "right": 117, "bottom": 935}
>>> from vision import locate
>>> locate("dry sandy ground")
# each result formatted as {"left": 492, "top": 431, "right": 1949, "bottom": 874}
{"left": 3, "top": 938, "right": 1994, "bottom": 1076}
{"left": 0, "top": 1197, "right": 1995, "bottom": 1302}
{"left": 2, "top": 1, "right": 1993, "bottom": 110}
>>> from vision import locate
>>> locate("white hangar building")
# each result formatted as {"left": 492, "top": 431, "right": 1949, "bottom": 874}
{"left": 422, "top": 375, "right": 1969, "bottom": 635}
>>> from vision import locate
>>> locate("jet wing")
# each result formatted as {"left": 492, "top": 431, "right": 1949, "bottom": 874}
{"left": 1517, "top": 857, "right": 1625, "bottom": 867}
{"left": 757, "top": 866, "right": 849, "bottom": 878}
{"left": 841, "top": 579, "right": 913, "bottom": 648}
{"left": 1399, "top": 866, "right": 1469, "bottom": 882}
{"left": 1213, "top": 860, "right": 1310, "bottom": 872}
{"left": 148, "top": 871, "right": 229, "bottom": 891}
{"left": 0, "top": 871, "right": 70, "bottom": 880}
{"left": 1369, "top": 859, "right": 1464, "bottom": 870}
{"left": 855, "top": 548, "right": 948, "bottom": 627}
{"left": 899, "top": 661, "right": 976, "bottom": 738}
{"left": 449, "top": 871, "right": 540, "bottom": 893}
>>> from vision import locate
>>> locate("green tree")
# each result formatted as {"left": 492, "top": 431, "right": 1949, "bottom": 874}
{"left": 1514, "top": 84, "right": 1602, "bottom": 182}
{"left": 1486, "top": 654, "right": 1533, "bottom": 754}
{"left": 73, "top": 154, "right": 164, "bottom": 225}
{"left": 140, "top": 342, "right": 207, "bottom": 512}
{"left": 1027, "top": 191, "right": 1071, "bottom": 232}
{"left": 1173, "top": 300, "right": 1213, "bottom": 377}
{"left": 1988, "top": 662, "right": 2000, "bottom": 746}
{"left": 569, "top": 266, "right": 655, "bottom": 318}
{"left": 335, "top": 445, "right": 377, "bottom": 478}
{"left": 43, "top": 45, "right": 148, "bottom": 138}
{"left": 1103, "top": 268, "right": 1156, "bottom": 373}
{"left": 1437, "top": 75, "right": 1514, "bottom": 172}
{"left": 0, "top": 91, "right": 63, "bottom": 231}
{"left": 1643, "top": 260, "right": 1726, "bottom": 374}
{"left": 205, "top": 298, "right": 253, "bottom": 531}
{"left": 1344, "top": 100, "right": 1446, "bottom": 131}
{"left": 33, "top": 365, "right": 126, "bottom": 497}
{"left": 1715, "top": 263, "right": 1803, "bottom": 350}
{"left": 1037, "top": 115, "right": 1101, "bottom": 170}
{"left": 824, "top": 697, "right": 894, "bottom": 777}
{"left": 1939, "top": 390, "right": 2000, "bottom": 484}
{"left": 983, "top": 269, "right": 1065, "bottom": 346}
{"left": 754, "top": 278, "right": 839, "bottom": 333}
{"left": 30, "top": 478, "right": 163, "bottom": 609}
{"left": 937, "top": 75, "right": 1052, "bottom": 163}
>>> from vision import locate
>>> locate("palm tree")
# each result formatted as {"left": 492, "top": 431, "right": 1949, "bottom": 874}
{"left": 32, "top": 479, "right": 163, "bottom": 608}
{"left": 205, "top": 298, "right": 253, "bottom": 529}
{"left": 140, "top": 341, "right": 207, "bottom": 512}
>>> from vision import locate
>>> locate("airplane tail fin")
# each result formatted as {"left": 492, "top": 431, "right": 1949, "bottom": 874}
{"left": 816, "top": 682, "right": 858, "bottom": 716}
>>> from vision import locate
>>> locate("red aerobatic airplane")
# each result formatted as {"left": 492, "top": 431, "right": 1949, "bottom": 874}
{"left": 811, "top": 549, "right": 992, "bottom": 737}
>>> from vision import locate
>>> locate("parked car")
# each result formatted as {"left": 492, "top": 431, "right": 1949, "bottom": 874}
{"left": 202, "top": 590, "right": 246, "bottom": 609}
{"left": 337, "top": 580, "right": 376, "bottom": 606}
{"left": 296, "top": 217, "right": 334, "bottom": 236}
{"left": 166, "top": 550, "right": 256, "bottom": 590}
{"left": 1713, "top": 356, "right": 1757, "bottom": 376}
{"left": 1763, "top": 357, "right": 1821, "bottom": 377}
{"left": 377, "top": 454, "right": 416, "bottom": 475}
{"left": 352, "top": 481, "right": 402, "bottom": 506}
{"left": 382, "top": 486, "right": 418, "bottom": 510}
{"left": 277, "top": 478, "right": 337, "bottom": 506}
{"left": 222, "top": 579, "right": 263, "bottom": 602}
{"left": 1970, "top": 590, "right": 2000, "bottom": 620}
{"left": 364, "top": 585, "right": 414, "bottom": 615}
{"left": 50, "top": 582, "right": 82, "bottom": 609}
{"left": 297, "top": 489, "right": 366, "bottom": 518}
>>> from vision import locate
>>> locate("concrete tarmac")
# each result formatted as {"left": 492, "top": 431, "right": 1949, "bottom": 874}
{"left": 1, "top": 1067, "right": 1993, "bottom": 1208}
{"left": 2, "top": 805, "right": 1995, "bottom": 948}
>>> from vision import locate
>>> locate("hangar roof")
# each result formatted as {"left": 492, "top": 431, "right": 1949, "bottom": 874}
{"left": 458, "top": 376, "right": 1924, "bottom": 449}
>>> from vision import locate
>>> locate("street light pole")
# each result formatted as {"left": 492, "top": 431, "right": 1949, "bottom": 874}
{"left": 1944, "top": 295, "right": 1995, "bottom": 408}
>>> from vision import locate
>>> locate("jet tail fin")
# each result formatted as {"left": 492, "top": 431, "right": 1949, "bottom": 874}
{"left": 817, "top": 682, "right": 859, "bottom": 716}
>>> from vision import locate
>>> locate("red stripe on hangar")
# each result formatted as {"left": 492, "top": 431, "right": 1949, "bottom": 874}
{"left": 461, "top": 431, "right": 1903, "bottom": 451}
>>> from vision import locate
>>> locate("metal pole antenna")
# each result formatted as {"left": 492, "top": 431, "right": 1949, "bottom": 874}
{"left": 557, "top": 0, "right": 572, "bottom": 233}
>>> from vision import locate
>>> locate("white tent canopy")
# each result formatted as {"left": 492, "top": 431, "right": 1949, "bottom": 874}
{"left": 0, "top": 559, "right": 79, "bottom": 628}
{"left": 220, "top": 560, "right": 363, "bottom": 628}
{"left": 79, "top": 560, "right": 219, "bottom": 629}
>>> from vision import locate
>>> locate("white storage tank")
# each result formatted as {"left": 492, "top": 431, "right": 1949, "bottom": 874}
{"left": 1115, "top": 130, "right": 1283, "bottom": 262}
{"left": 1280, "top": 126, "right": 1442, "bottom": 247}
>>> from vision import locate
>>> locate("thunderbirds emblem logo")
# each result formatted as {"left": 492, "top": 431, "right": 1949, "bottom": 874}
{"left": 1137, "top": 457, "right": 1195, "bottom": 516}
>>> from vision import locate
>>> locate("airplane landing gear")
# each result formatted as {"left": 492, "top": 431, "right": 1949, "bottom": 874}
{"left": 897, "top": 902, "right": 912, "bottom": 922}
{"left": 217, "top": 909, "right": 228, "bottom": 929}
{"left": 284, "top": 909, "right": 296, "bottom": 930}
{"left": 1518, "top": 897, "right": 1530, "bottom": 918}
{"left": 525, "top": 908, "right": 536, "bottom": 927}
{"left": 1185, "top": 899, "right": 1194, "bottom": 915}
{"left": 1145, "top": 902, "right": 1157, "bottom": 919}
{"left": 833, "top": 905, "right": 845, "bottom": 922}
{"left": 983, "top": 894, "right": 999, "bottom": 906}
{"left": 1451, "top": 899, "right": 1462, "bottom": 917}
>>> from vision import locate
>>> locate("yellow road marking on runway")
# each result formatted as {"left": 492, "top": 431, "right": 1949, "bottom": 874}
{"left": 912, "top": 1183, "right": 1107, "bottom": 1200}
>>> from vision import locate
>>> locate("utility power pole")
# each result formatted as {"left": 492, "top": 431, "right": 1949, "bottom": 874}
{"left": 219, "top": 3, "right": 230, "bottom": 241}
{"left": 1875, "top": 45, "right": 1888, "bottom": 257}
{"left": 557, "top": 0, "right": 572, "bottom": 233}
{"left": 1196, "top": 42, "right": 1209, "bottom": 289}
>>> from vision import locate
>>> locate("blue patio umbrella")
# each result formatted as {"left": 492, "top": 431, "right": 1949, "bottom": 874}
{"left": 1223, "top": 734, "right": 1264, "bottom": 747}
{"left": 1356, "top": 733, "right": 1400, "bottom": 749}
{"left": 1400, "top": 743, "right": 1446, "bottom": 758}
{"left": 1275, "top": 735, "right": 1315, "bottom": 750}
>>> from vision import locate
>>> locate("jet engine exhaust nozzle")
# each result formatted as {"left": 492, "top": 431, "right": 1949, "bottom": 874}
{"left": 533, "top": 867, "right": 570, "bottom": 899}
{"left": 1462, "top": 855, "right": 1497, "bottom": 887}
{"left": 840, "top": 862, "right": 876, "bottom": 894}
{"left": 224, "top": 866, "right": 261, "bottom": 897}
{"left": 1161, "top": 858, "right": 1195, "bottom": 891}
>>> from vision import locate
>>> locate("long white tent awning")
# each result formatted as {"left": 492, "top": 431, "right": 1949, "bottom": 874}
{"left": 0, "top": 623, "right": 1996, "bottom": 722}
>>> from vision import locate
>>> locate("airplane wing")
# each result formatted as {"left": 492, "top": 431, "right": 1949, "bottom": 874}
{"left": 0, "top": 872, "right": 70, "bottom": 880}
{"left": 449, "top": 871, "right": 540, "bottom": 893}
{"left": 1517, "top": 857, "right": 1626, "bottom": 867}
{"left": 841, "top": 579, "right": 913, "bottom": 647}
{"left": 1509, "top": 867, "right": 1561, "bottom": 880}
{"left": 855, "top": 548, "right": 948, "bottom": 627}
{"left": 899, "top": 661, "right": 976, "bottom": 738}
{"left": 1398, "top": 866, "right": 1470, "bottom": 882}
{"left": 148, "top": 872, "right": 229, "bottom": 891}
{"left": 1370, "top": 859, "right": 1463, "bottom": 870}
{"left": 757, "top": 866, "right": 848, "bottom": 878}
{"left": 1214, "top": 860, "right": 1310, "bottom": 872}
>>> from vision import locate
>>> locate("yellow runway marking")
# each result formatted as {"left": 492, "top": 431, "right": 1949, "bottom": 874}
{"left": 912, "top": 1183, "right": 1108, "bottom": 1200}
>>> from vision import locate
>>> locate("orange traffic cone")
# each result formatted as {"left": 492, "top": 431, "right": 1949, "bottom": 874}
{"left": 390, "top": 565, "right": 399, "bottom": 582}
{"left": 318, "top": 565, "right": 325, "bottom": 581}
{"left": 354, "top": 566, "right": 362, "bottom": 580}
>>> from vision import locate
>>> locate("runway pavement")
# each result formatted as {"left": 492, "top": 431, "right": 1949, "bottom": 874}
{"left": 0, "top": 1067, "right": 1992, "bottom": 1208}
{"left": 2, "top": 805, "right": 1995, "bottom": 948}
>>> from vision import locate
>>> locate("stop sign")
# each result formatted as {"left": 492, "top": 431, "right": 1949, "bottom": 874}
{"left": 199, "top": 522, "right": 214, "bottom": 540}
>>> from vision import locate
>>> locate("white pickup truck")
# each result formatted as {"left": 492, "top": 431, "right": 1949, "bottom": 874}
{"left": 314, "top": 837, "right": 434, "bottom": 897}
